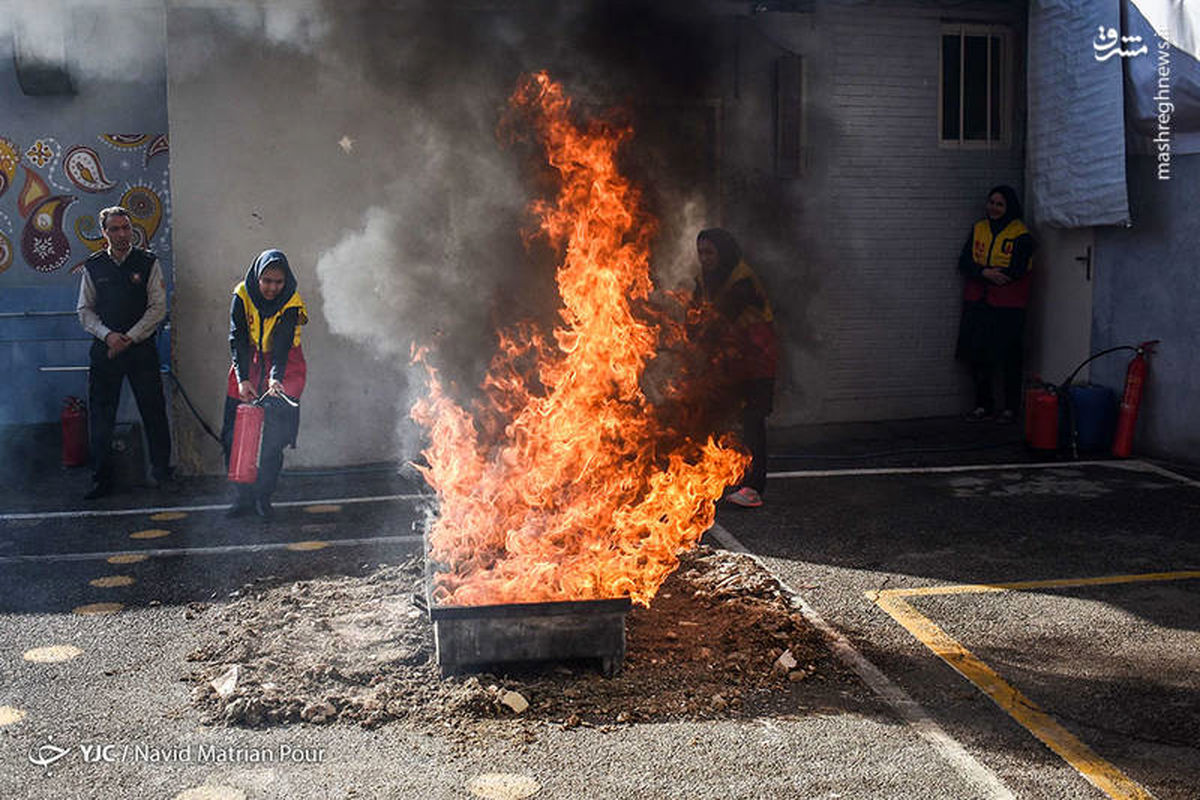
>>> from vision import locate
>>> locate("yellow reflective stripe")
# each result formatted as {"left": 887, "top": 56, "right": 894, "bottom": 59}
{"left": 232, "top": 284, "right": 306, "bottom": 351}
{"left": 973, "top": 219, "right": 1029, "bottom": 270}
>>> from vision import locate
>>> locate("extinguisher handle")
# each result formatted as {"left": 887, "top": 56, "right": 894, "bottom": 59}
{"left": 1137, "top": 339, "right": 1160, "bottom": 355}
{"left": 254, "top": 390, "right": 299, "bottom": 408}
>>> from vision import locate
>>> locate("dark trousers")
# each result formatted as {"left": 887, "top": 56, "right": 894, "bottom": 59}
{"left": 971, "top": 353, "right": 1022, "bottom": 414}
{"left": 88, "top": 339, "right": 171, "bottom": 485}
{"left": 740, "top": 378, "right": 775, "bottom": 494}
{"left": 958, "top": 304, "right": 1026, "bottom": 414}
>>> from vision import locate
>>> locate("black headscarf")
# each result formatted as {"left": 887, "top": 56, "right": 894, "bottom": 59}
{"left": 698, "top": 228, "right": 742, "bottom": 271}
{"left": 986, "top": 185, "right": 1023, "bottom": 229}
{"left": 243, "top": 249, "right": 297, "bottom": 319}
{"left": 697, "top": 228, "right": 743, "bottom": 299}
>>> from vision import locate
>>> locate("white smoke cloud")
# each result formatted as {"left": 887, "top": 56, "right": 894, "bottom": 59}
{"left": 0, "top": 0, "right": 330, "bottom": 86}
{"left": 314, "top": 206, "right": 411, "bottom": 361}
{"left": 0, "top": 0, "right": 162, "bottom": 85}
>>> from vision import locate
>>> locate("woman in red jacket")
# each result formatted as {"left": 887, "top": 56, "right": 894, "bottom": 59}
{"left": 221, "top": 249, "right": 308, "bottom": 520}
{"left": 695, "top": 228, "right": 779, "bottom": 508}
{"left": 955, "top": 186, "right": 1035, "bottom": 424}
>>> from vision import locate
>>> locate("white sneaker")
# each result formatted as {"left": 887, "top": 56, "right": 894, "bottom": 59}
{"left": 727, "top": 487, "right": 763, "bottom": 508}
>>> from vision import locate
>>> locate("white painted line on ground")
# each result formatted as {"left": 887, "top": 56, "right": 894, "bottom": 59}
{"left": 8, "top": 459, "right": 1188, "bottom": 523}
{"left": 0, "top": 534, "right": 424, "bottom": 565}
{"left": 766, "top": 459, "right": 1121, "bottom": 480}
{"left": 708, "top": 522, "right": 1016, "bottom": 800}
{"left": 0, "top": 493, "right": 430, "bottom": 522}
{"left": 1109, "top": 459, "right": 1200, "bottom": 490}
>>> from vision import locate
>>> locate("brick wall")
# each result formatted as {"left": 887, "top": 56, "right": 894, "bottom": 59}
{"left": 725, "top": 1, "right": 1027, "bottom": 424}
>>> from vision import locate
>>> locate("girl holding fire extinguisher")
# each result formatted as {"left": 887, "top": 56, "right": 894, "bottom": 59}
{"left": 221, "top": 249, "right": 308, "bottom": 520}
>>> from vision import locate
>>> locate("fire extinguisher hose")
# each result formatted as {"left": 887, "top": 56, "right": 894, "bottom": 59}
{"left": 164, "top": 367, "right": 223, "bottom": 446}
{"left": 1056, "top": 340, "right": 1159, "bottom": 459}
{"left": 163, "top": 367, "right": 299, "bottom": 446}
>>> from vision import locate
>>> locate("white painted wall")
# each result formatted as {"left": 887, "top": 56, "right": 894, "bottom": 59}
{"left": 1024, "top": 226, "right": 1095, "bottom": 386}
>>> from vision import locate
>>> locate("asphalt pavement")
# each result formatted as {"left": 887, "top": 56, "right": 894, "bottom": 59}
{"left": 0, "top": 418, "right": 1197, "bottom": 799}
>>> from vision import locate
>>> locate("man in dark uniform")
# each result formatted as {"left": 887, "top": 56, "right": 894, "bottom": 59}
{"left": 76, "top": 206, "right": 173, "bottom": 499}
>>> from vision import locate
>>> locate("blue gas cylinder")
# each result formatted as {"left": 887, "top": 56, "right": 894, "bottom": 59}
{"left": 1067, "top": 384, "right": 1117, "bottom": 451}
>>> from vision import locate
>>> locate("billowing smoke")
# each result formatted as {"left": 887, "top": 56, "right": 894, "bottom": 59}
{"left": 168, "top": 0, "right": 332, "bottom": 81}
{"left": 0, "top": 0, "right": 325, "bottom": 86}
{"left": 0, "top": 0, "right": 165, "bottom": 86}
{"left": 303, "top": 1, "right": 729, "bottom": 459}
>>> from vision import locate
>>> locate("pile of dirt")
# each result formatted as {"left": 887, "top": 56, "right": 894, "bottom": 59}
{"left": 186, "top": 545, "right": 848, "bottom": 730}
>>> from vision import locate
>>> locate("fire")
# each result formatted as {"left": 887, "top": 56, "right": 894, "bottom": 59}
{"left": 412, "top": 72, "right": 748, "bottom": 608}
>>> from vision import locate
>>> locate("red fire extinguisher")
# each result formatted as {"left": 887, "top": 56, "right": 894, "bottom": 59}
{"left": 1111, "top": 340, "right": 1158, "bottom": 458}
{"left": 61, "top": 396, "right": 89, "bottom": 467}
{"left": 227, "top": 402, "right": 265, "bottom": 484}
{"left": 1024, "top": 379, "right": 1059, "bottom": 451}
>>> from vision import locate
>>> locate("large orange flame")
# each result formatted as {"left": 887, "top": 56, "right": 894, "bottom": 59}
{"left": 412, "top": 72, "right": 748, "bottom": 608}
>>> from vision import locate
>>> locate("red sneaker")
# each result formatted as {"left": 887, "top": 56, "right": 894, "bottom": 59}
{"left": 727, "top": 487, "right": 763, "bottom": 508}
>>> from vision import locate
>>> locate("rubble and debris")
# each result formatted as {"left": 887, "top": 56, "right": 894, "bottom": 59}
{"left": 500, "top": 691, "right": 529, "bottom": 714}
{"left": 211, "top": 665, "right": 241, "bottom": 699}
{"left": 186, "top": 547, "right": 851, "bottom": 731}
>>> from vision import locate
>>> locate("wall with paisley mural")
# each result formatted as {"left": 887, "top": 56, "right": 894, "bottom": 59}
{"left": 0, "top": 134, "right": 171, "bottom": 281}
{"left": 0, "top": 7, "right": 169, "bottom": 427}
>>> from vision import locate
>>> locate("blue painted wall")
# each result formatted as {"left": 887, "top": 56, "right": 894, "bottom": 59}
{"left": 1092, "top": 154, "right": 1200, "bottom": 462}
{"left": 0, "top": 6, "right": 170, "bottom": 425}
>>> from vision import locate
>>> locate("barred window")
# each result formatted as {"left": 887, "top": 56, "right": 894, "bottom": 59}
{"left": 940, "top": 25, "right": 1011, "bottom": 146}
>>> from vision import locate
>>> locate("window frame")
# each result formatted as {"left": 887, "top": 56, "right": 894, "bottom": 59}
{"left": 938, "top": 23, "right": 1013, "bottom": 149}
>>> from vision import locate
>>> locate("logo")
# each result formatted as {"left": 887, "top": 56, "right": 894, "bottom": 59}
{"left": 1093, "top": 25, "right": 1147, "bottom": 61}
{"left": 28, "top": 743, "right": 71, "bottom": 768}
{"left": 130, "top": 271, "right": 143, "bottom": 285}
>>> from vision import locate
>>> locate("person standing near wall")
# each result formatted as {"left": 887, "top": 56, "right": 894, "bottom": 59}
{"left": 222, "top": 249, "right": 308, "bottom": 521}
{"left": 694, "top": 228, "right": 779, "bottom": 508}
{"left": 955, "top": 185, "right": 1036, "bottom": 424}
{"left": 76, "top": 206, "right": 173, "bottom": 499}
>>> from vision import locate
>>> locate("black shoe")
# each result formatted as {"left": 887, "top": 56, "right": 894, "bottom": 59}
{"left": 150, "top": 470, "right": 181, "bottom": 493}
{"left": 83, "top": 482, "right": 111, "bottom": 500}
{"left": 254, "top": 497, "right": 274, "bottom": 521}
{"left": 226, "top": 500, "right": 253, "bottom": 518}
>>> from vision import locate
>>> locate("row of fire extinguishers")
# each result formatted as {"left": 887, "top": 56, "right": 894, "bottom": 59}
{"left": 1025, "top": 340, "right": 1158, "bottom": 458}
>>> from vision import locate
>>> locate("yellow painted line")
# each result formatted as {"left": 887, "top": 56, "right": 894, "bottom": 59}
{"left": 303, "top": 504, "right": 342, "bottom": 514}
{"left": 0, "top": 706, "right": 27, "bottom": 726}
{"left": 72, "top": 602, "right": 124, "bottom": 616}
{"left": 466, "top": 773, "right": 540, "bottom": 799}
{"left": 150, "top": 511, "right": 188, "bottom": 521}
{"left": 24, "top": 645, "right": 83, "bottom": 663}
{"left": 108, "top": 553, "right": 149, "bottom": 565}
{"left": 866, "top": 574, "right": 1200, "bottom": 800}
{"left": 879, "top": 570, "right": 1200, "bottom": 598}
{"left": 89, "top": 575, "right": 135, "bottom": 588}
{"left": 286, "top": 540, "right": 330, "bottom": 551}
{"left": 130, "top": 528, "right": 170, "bottom": 540}
{"left": 172, "top": 786, "right": 247, "bottom": 800}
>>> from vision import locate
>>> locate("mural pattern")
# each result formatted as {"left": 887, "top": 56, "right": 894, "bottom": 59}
{"left": 0, "top": 133, "right": 170, "bottom": 279}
